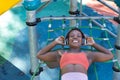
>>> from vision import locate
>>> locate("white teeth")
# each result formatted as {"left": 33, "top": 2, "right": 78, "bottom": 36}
{"left": 73, "top": 40, "right": 78, "bottom": 43}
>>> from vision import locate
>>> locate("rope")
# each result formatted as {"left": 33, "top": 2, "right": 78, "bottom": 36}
{"left": 104, "top": 26, "right": 120, "bottom": 69}
{"left": 62, "top": 19, "right": 66, "bottom": 49}
{"left": 89, "top": 22, "right": 99, "bottom": 80}
{"left": 94, "top": 63, "right": 99, "bottom": 80}
{"left": 31, "top": 64, "right": 41, "bottom": 80}
{"left": 45, "top": 22, "right": 118, "bottom": 80}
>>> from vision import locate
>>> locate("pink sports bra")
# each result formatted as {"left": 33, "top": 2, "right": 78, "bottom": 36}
{"left": 60, "top": 52, "right": 89, "bottom": 70}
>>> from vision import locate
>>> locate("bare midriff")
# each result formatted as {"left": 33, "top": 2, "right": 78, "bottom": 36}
{"left": 61, "top": 64, "right": 87, "bottom": 75}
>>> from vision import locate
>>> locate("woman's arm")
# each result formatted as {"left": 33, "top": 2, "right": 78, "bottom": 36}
{"left": 87, "top": 37, "right": 113, "bottom": 62}
{"left": 92, "top": 43, "right": 113, "bottom": 62}
{"left": 45, "top": 61, "right": 59, "bottom": 68}
{"left": 37, "top": 36, "right": 64, "bottom": 62}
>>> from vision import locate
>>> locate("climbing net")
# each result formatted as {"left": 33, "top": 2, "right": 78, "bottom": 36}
{"left": 22, "top": 0, "right": 120, "bottom": 80}
{"left": 31, "top": 18, "right": 120, "bottom": 80}
{"left": 47, "top": 19, "right": 119, "bottom": 80}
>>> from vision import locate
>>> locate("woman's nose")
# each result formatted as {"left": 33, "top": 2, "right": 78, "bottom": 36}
{"left": 73, "top": 36, "right": 78, "bottom": 38}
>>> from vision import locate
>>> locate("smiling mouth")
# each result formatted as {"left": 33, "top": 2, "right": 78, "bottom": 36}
{"left": 73, "top": 40, "right": 79, "bottom": 43}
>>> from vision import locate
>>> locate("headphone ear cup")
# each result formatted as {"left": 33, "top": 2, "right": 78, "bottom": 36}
{"left": 82, "top": 39, "right": 84, "bottom": 45}
{"left": 83, "top": 34, "right": 86, "bottom": 39}
{"left": 82, "top": 38, "right": 86, "bottom": 45}
{"left": 65, "top": 39, "right": 68, "bottom": 45}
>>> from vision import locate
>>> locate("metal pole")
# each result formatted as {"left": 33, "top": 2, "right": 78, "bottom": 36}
{"left": 98, "top": 0, "right": 119, "bottom": 13}
{"left": 69, "top": 0, "right": 78, "bottom": 27}
{"left": 40, "top": 16, "right": 114, "bottom": 21}
{"left": 27, "top": 11, "right": 39, "bottom": 80}
{"left": 23, "top": 0, "right": 41, "bottom": 80}
{"left": 113, "top": 8, "right": 120, "bottom": 80}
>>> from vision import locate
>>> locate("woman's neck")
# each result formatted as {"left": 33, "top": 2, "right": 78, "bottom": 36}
{"left": 69, "top": 48, "right": 81, "bottom": 53}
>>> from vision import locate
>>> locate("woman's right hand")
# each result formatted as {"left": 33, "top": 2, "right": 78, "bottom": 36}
{"left": 55, "top": 36, "right": 65, "bottom": 45}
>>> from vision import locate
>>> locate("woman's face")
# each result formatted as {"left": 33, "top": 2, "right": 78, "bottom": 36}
{"left": 68, "top": 30, "right": 82, "bottom": 48}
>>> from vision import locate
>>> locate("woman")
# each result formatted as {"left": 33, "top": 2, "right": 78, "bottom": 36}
{"left": 37, "top": 28, "right": 113, "bottom": 80}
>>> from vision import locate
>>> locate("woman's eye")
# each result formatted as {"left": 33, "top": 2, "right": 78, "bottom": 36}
{"left": 77, "top": 35, "right": 81, "bottom": 37}
{"left": 70, "top": 36, "right": 74, "bottom": 38}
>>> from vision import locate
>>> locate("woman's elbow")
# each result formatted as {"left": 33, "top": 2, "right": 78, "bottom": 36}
{"left": 107, "top": 51, "right": 114, "bottom": 59}
{"left": 109, "top": 53, "right": 114, "bottom": 60}
{"left": 109, "top": 52, "right": 114, "bottom": 59}
{"left": 36, "top": 54, "right": 45, "bottom": 61}
{"left": 36, "top": 54, "right": 41, "bottom": 59}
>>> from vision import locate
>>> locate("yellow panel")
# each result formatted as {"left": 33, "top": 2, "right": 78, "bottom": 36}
{"left": 0, "top": 0, "right": 21, "bottom": 15}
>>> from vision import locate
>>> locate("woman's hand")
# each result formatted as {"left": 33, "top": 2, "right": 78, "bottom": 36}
{"left": 55, "top": 36, "right": 65, "bottom": 45}
{"left": 86, "top": 37, "right": 95, "bottom": 46}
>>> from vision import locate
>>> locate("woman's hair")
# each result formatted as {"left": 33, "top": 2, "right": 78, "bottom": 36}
{"left": 65, "top": 28, "right": 85, "bottom": 45}
{"left": 65, "top": 28, "right": 85, "bottom": 39}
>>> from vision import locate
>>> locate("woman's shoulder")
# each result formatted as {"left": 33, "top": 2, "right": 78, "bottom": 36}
{"left": 83, "top": 51, "right": 92, "bottom": 54}
{"left": 82, "top": 51, "right": 93, "bottom": 56}
{"left": 56, "top": 50, "right": 66, "bottom": 56}
{"left": 58, "top": 50, "right": 67, "bottom": 53}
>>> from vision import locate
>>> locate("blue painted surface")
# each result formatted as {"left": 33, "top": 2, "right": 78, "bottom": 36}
{"left": 0, "top": 55, "right": 30, "bottom": 80}
{"left": 0, "top": 1, "right": 117, "bottom": 80}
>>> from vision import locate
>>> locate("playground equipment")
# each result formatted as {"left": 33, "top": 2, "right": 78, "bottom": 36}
{"left": 97, "top": 0, "right": 120, "bottom": 79}
{"left": 22, "top": 0, "right": 120, "bottom": 80}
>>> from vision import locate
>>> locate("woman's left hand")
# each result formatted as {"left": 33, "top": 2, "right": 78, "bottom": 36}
{"left": 86, "top": 37, "right": 95, "bottom": 46}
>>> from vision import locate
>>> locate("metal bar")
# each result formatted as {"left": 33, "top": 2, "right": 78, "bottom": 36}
{"left": 36, "top": 1, "right": 51, "bottom": 13}
{"left": 40, "top": 16, "right": 114, "bottom": 21}
{"left": 82, "top": 12, "right": 117, "bottom": 38}
{"left": 98, "top": 0, "right": 119, "bottom": 13}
